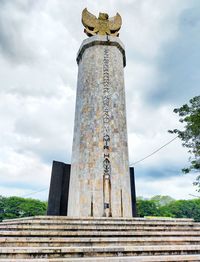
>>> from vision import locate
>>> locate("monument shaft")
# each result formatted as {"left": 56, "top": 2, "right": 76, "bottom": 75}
{"left": 68, "top": 35, "right": 132, "bottom": 217}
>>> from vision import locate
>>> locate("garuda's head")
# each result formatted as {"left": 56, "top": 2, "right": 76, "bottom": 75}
{"left": 98, "top": 12, "right": 109, "bottom": 20}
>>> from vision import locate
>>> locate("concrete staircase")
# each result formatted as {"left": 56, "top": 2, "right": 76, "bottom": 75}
{"left": 0, "top": 216, "right": 200, "bottom": 261}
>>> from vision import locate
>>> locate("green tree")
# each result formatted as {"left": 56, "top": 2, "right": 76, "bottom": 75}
{"left": 165, "top": 199, "right": 200, "bottom": 222}
{"left": 0, "top": 196, "right": 6, "bottom": 221}
{"left": 169, "top": 96, "right": 200, "bottom": 188}
{"left": 151, "top": 195, "right": 174, "bottom": 206}
{"left": 0, "top": 196, "right": 47, "bottom": 221}
{"left": 136, "top": 199, "right": 160, "bottom": 217}
{"left": 136, "top": 197, "right": 200, "bottom": 221}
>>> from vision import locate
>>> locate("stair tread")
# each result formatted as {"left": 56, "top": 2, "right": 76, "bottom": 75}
{"left": 1, "top": 220, "right": 197, "bottom": 225}
{"left": 2, "top": 216, "right": 194, "bottom": 222}
{"left": 0, "top": 244, "right": 200, "bottom": 253}
{"left": 1, "top": 230, "right": 200, "bottom": 236}
{"left": 1, "top": 225, "right": 199, "bottom": 231}
{"left": 1, "top": 254, "right": 200, "bottom": 261}
{"left": 1, "top": 236, "right": 200, "bottom": 242}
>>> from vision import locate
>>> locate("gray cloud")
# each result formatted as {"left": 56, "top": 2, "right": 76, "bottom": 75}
{"left": 147, "top": 3, "right": 200, "bottom": 106}
{"left": 0, "top": 0, "right": 39, "bottom": 63}
{"left": 135, "top": 165, "right": 183, "bottom": 181}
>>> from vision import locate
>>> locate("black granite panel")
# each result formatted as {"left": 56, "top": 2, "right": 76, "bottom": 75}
{"left": 60, "top": 164, "right": 71, "bottom": 216}
{"left": 47, "top": 161, "right": 70, "bottom": 216}
{"left": 130, "top": 167, "right": 137, "bottom": 217}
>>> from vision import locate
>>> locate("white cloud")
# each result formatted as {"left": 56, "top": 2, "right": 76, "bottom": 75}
{"left": 127, "top": 101, "right": 189, "bottom": 165}
{"left": 136, "top": 172, "right": 198, "bottom": 200}
{"left": 0, "top": 148, "right": 50, "bottom": 191}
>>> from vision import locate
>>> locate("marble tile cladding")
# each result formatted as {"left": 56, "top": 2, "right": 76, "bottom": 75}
{"left": 68, "top": 36, "right": 132, "bottom": 218}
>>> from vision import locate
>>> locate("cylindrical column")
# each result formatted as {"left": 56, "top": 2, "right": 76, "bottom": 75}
{"left": 68, "top": 35, "right": 132, "bottom": 217}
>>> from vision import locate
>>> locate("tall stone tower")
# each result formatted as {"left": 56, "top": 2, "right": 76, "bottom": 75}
{"left": 68, "top": 8, "right": 132, "bottom": 217}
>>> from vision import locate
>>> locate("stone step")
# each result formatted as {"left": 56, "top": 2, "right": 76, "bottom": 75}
{"left": 1, "top": 217, "right": 199, "bottom": 260}
{"left": 1, "top": 230, "right": 200, "bottom": 237}
{"left": 0, "top": 219, "right": 193, "bottom": 224}
{"left": 1, "top": 219, "right": 197, "bottom": 226}
{"left": 1, "top": 255, "right": 200, "bottom": 262}
{"left": 0, "top": 245, "right": 200, "bottom": 259}
{"left": 2, "top": 216, "right": 194, "bottom": 223}
{"left": 1, "top": 236, "right": 200, "bottom": 247}
{"left": 1, "top": 224, "right": 199, "bottom": 231}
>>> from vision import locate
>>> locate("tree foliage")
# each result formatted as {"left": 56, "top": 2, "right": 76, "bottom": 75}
{"left": 136, "top": 196, "right": 200, "bottom": 221}
{"left": 165, "top": 199, "right": 200, "bottom": 221}
{"left": 151, "top": 195, "right": 174, "bottom": 206}
{"left": 0, "top": 196, "right": 47, "bottom": 221}
{"left": 169, "top": 96, "right": 200, "bottom": 177}
{"left": 1, "top": 195, "right": 200, "bottom": 222}
{"left": 136, "top": 199, "right": 160, "bottom": 217}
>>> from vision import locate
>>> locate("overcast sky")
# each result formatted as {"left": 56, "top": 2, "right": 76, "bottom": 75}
{"left": 0, "top": 0, "right": 199, "bottom": 201}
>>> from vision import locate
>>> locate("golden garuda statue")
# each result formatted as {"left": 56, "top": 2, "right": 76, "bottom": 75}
{"left": 82, "top": 8, "right": 122, "bottom": 37}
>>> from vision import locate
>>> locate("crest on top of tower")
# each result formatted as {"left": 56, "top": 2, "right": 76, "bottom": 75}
{"left": 82, "top": 8, "right": 122, "bottom": 37}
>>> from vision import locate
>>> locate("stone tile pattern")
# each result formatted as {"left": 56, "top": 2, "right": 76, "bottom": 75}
{"left": 68, "top": 35, "right": 132, "bottom": 217}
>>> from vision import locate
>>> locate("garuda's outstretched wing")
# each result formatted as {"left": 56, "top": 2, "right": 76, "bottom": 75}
{"left": 82, "top": 8, "right": 98, "bottom": 36}
{"left": 109, "top": 13, "right": 122, "bottom": 36}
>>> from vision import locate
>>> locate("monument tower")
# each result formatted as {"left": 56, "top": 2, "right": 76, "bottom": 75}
{"left": 68, "top": 8, "right": 132, "bottom": 217}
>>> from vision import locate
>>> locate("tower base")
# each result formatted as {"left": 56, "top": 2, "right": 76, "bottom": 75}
{"left": 47, "top": 161, "right": 137, "bottom": 217}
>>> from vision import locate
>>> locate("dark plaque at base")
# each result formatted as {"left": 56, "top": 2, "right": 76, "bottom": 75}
{"left": 47, "top": 161, "right": 70, "bottom": 216}
{"left": 130, "top": 167, "right": 137, "bottom": 217}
